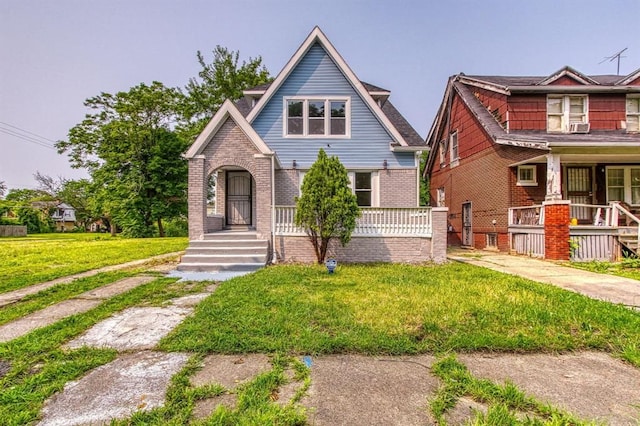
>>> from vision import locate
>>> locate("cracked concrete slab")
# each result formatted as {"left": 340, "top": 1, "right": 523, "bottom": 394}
{"left": 301, "top": 355, "right": 437, "bottom": 426}
{"left": 66, "top": 305, "right": 192, "bottom": 351}
{"left": 38, "top": 351, "right": 189, "bottom": 426}
{"left": 191, "top": 354, "right": 272, "bottom": 389}
{"left": 458, "top": 352, "right": 640, "bottom": 425}
{"left": 76, "top": 276, "right": 155, "bottom": 299}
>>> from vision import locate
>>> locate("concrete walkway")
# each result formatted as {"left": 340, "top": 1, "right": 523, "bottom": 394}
{"left": 0, "top": 251, "right": 182, "bottom": 308}
{"left": 448, "top": 250, "right": 640, "bottom": 308}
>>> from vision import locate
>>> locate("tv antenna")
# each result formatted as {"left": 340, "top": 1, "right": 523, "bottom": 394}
{"left": 599, "top": 48, "right": 627, "bottom": 75}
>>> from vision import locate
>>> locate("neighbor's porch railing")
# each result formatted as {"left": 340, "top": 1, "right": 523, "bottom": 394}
{"left": 274, "top": 206, "right": 432, "bottom": 237}
{"left": 508, "top": 205, "right": 544, "bottom": 226}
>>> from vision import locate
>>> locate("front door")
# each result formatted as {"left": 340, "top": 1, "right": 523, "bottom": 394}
{"left": 226, "top": 171, "right": 252, "bottom": 226}
{"left": 566, "top": 167, "right": 592, "bottom": 222}
{"left": 462, "top": 201, "right": 473, "bottom": 246}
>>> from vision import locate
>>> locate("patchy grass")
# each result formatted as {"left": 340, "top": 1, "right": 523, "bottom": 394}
{"left": 116, "top": 355, "right": 308, "bottom": 425}
{"left": 162, "top": 263, "right": 640, "bottom": 366}
{"left": 0, "top": 277, "right": 208, "bottom": 425}
{"left": 571, "top": 257, "right": 640, "bottom": 281}
{"left": 0, "top": 233, "right": 187, "bottom": 293}
{"left": 430, "top": 355, "right": 595, "bottom": 425}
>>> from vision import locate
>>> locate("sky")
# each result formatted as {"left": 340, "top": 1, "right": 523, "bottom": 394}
{"left": 1, "top": 0, "right": 639, "bottom": 191}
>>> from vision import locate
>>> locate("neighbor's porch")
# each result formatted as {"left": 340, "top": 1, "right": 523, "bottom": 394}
{"left": 508, "top": 201, "right": 640, "bottom": 261}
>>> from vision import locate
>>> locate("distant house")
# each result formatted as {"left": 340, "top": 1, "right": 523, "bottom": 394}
{"left": 425, "top": 66, "right": 640, "bottom": 260}
{"left": 51, "top": 203, "right": 77, "bottom": 231}
{"left": 180, "top": 27, "right": 447, "bottom": 271}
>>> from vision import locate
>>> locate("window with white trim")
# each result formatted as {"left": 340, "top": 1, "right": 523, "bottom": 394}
{"left": 347, "top": 171, "right": 379, "bottom": 207}
{"left": 547, "top": 95, "right": 587, "bottom": 132}
{"left": 517, "top": 165, "right": 537, "bottom": 186}
{"left": 449, "top": 131, "right": 459, "bottom": 166}
{"left": 606, "top": 166, "right": 640, "bottom": 206}
{"left": 284, "top": 97, "right": 350, "bottom": 137}
{"left": 439, "top": 141, "right": 445, "bottom": 165}
{"left": 626, "top": 95, "right": 640, "bottom": 132}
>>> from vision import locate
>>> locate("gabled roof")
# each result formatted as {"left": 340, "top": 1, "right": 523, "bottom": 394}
{"left": 185, "top": 99, "right": 273, "bottom": 159}
{"left": 244, "top": 26, "right": 413, "bottom": 147}
{"left": 616, "top": 67, "right": 640, "bottom": 85}
{"left": 536, "top": 66, "right": 599, "bottom": 85}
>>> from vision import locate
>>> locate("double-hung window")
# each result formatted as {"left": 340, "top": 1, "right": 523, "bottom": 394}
{"left": 547, "top": 95, "right": 587, "bottom": 132}
{"left": 517, "top": 165, "right": 537, "bottom": 186}
{"left": 449, "top": 131, "right": 459, "bottom": 167}
{"left": 606, "top": 166, "right": 640, "bottom": 206}
{"left": 285, "top": 97, "right": 350, "bottom": 137}
{"left": 627, "top": 95, "right": 640, "bottom": 132}
{"left": 347, "top": 171, "right": 379, "bottom": 207}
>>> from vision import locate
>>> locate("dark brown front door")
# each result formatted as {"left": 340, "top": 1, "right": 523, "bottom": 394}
{"left": 226, "top": 171, "right": 252, "bottom": 226}
{"left": 566, "top": 167, "right": 592, "bottom": 222}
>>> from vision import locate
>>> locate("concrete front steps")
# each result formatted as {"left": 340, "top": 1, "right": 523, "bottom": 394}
{"left": 177, "top": 231, "right": 268, "bottom": 272}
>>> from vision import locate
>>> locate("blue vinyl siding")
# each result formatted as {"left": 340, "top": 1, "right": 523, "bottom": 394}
{"left": 252, "top": 43, "right": 415, "bottom": 169}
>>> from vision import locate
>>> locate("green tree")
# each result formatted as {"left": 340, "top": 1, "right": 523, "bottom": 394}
{"left": 180, "top": 46, "right": 271, "bottom": 139}
{"left": 419, "top": 151, "right": 430, "bottom": 206}
{"left": 57, "top": 178, "right": 93, "bottom": 230}
{"left": 294, "top": 149, "right": 360, "bottom": 264}
{"left": 0, "top": 181, "right": 6, "bottom": 198}
{"left": 56, "top": 82, "right": 188, "bottom": 237}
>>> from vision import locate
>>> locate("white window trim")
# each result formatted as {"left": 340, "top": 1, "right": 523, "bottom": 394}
{"left": 606, "top": 166, "right": 640, "bottom": 206}
{"left": 547, "top": 95, "right": 588, "bottom": 133}
{"left": 626, "top": 95, "right": 640, "bottom": 133}
{"left": 436, "top": 187, "right": 445, "bottom": 207}
{"left": 517, "top": 165, "right": 537, "bottom": 186}
{"left": 347, "top": 171, "right": 379, "bottom": 207}
{"left": 449, "top": 131, "right": 459, "bottom": 168}
{"left": 439, "top": 141, "right": 446, "bottom": 166}
{"left": 283, "top": 96, "right": 351, "bottom": 138}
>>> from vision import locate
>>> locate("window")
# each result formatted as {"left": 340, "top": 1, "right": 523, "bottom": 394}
{"left": 439, "top": 141, "right": 445, "bottom": 165}
{"left": 607, "top": 167, "right": 640, "bottom": 205}
{"left": 486, "top": 233, "right": 498, "bottom": 249}
{"left": 436, "top": 187, "right": 445, "bottom": 207}
{"left": 547, "top": 95, "right": 587, "bottom": 132}
{"left": 347, "top": 171, "right": 379, "bottom": 207}
{"left": 517, "top": 165, "right": 537, "bottom": 186}
{"left": 284, "top": 97, "right": 350, "bottom": 137}
{"left": 449, "top": 131, "right": 459, "bottom": 167}
{"left": 627, "top": 96, "right": 640, "bottom": 132}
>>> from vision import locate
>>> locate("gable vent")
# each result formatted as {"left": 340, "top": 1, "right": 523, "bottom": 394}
{"left": 569, "top": 122, "right": 590, "bottom": 134}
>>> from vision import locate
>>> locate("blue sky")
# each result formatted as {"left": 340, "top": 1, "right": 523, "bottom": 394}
{"left": 1, "top": 0, "right": 639, "bottom": 190}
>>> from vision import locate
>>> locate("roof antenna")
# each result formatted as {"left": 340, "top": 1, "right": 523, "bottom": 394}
{"left": 599, "top": 48, "right": 627, "bottom": 75}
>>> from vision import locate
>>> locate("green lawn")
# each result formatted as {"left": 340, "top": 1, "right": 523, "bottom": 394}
{"left": 0, "top": 233, "right": 188, "bottom": 293}
{"left": 571, "top": 257, "right": 640, "bottom": 281}
{"left": 162, "top": 263, "right": 640, "bottom": 366}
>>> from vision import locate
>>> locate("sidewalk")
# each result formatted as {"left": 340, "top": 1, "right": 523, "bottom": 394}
{"left": 448, "top": 249, "right": 640, "bottom": 309}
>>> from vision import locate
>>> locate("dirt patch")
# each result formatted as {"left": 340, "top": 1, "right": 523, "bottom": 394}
{"left": 301, "top": 355, "right": 438, "bottom": 426}
{"left": 0, "top": 359, "right": 10, "bottom": 379}
{"left": 458, "top": 352, "right": 640, "bottom": 426}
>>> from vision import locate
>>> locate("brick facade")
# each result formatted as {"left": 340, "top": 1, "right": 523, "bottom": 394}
{"left": 543, "top": 200, "right": 570, "bottom": 260}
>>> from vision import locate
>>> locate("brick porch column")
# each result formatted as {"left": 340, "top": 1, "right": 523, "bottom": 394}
{"left": 543, "top": 200, "right": 570, "bottom": 261}
{"left": 188, "top": 155, "right": 206, "bottom": 240}
{"left": 431, "top": 207, "right": 449, "bottom": 263}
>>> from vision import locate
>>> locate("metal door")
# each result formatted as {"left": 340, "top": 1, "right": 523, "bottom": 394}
{"left": 462, "top": 201, "right": 473, "bottom": 246}
{"left": 566, "top": 167, "right": 592, "bottom": 222}
{"left": 226, "top": 172, "right": 252, "bottom": 226}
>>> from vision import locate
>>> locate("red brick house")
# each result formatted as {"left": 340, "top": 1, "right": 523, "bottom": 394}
{"left": 425, "top": 66, "right": 640, "bottom": 260}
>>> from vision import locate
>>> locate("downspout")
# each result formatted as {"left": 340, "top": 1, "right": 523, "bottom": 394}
{"left": 271, "top": 154, "right": 277, "bottom": 264}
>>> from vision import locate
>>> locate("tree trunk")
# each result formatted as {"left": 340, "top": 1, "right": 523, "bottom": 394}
{"left": 110, "top": 222, "right": 117, "bottom": 236}
{"left": 157, "top": 217, "right": 165, "bottom": 237}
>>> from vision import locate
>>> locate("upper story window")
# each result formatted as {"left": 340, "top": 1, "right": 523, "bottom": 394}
{"left": 439, "top": 141, "right": 446, "bottom": 166}
{"left": 547, "top": 95, "right": 587, "bottom": 133}
{"left": 284, "top": 97, "right": 350, "bottom": 137}
{"left": 627, "top": 95, "right": 640, "bottom": 132}
{"left": 449, "top": 131, "right": 459, "bottom": 167}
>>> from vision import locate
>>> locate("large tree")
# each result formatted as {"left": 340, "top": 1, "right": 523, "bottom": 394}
{"left": 56, "top": 81, "right": 188, "bottom": 237}
{"left": 295, "top": 149, "right": 360, "bottom": 264}
{"left": 180, "top": 46, "right": 271, "bottom": 139}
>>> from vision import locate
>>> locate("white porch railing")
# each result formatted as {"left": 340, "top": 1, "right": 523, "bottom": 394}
{"left": 274, "top": 206, "right": 432, "bottom": 237}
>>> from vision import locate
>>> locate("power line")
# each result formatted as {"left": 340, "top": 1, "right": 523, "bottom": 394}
{"left": 0, "top": 121, "right": 57, "bottom": 150}
{"left": 0, "top": 128, "right": 56, "bottom": 150}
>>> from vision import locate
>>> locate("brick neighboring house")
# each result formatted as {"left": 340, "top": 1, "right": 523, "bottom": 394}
{"left": 425, "top": 66, "right": 640, "bottom": 260}
{"left": 181, "top": 27, "right": 447, "bottom": 271}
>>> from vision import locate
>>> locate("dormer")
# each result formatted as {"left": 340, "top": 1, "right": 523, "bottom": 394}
{"left": 537, "top": 66, "right": 599, "bottom": 86}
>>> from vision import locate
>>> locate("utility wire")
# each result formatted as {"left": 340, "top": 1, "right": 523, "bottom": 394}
{"left": 0, "top": 121, "right": 57, "bottom": 150}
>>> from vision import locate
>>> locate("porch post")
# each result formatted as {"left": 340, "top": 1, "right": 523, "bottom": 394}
{"left": 543, "top": 199, "right": 570, "bottom": 261}
{"left": 188, "top": 155, "right": 207, "bottom": 240}
{"left": 545, "top": 153, "right": 562, "bottom": 201}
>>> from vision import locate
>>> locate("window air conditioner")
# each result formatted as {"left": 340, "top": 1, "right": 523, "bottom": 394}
{"left": 569, "top": 122, "right": 590, "bottom": 133}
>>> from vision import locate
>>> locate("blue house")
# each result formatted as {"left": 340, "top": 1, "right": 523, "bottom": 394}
{"left": 181, "top": 27, "right": 446, "bottom": 271}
